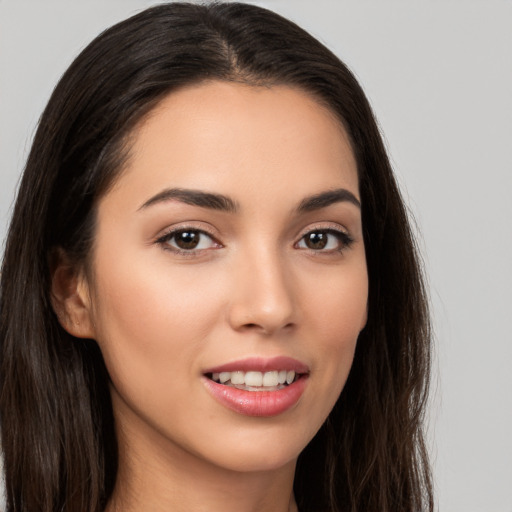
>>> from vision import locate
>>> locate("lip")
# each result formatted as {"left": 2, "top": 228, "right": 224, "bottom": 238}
{"left": 202, "top": 375, "right": 308, "bottom": 417}
{"left": 203, "top": 356, "right": 309, "bottom": 374}
{"left": 202, "top": 356, "right": 309, "bottom": 417}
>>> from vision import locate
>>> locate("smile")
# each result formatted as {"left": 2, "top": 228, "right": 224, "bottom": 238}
{"left": 202, "top": 357, "right": 309, "bottom": 416}
{"left": 207, "top": 370, "right": 299, "bottom": 391}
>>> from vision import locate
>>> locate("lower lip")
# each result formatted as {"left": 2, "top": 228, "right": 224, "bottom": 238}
{"left": 202, "top": 376, "right": 308, "bottom": 417}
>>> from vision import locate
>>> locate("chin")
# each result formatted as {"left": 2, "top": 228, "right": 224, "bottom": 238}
{"left": 207, "top": 446, "right": 300, "bottom": 474}
{"left": 193, "top": 421, "right": 320, "bottom": 474}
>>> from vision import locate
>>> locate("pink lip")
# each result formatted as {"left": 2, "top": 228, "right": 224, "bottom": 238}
{"left": 202, "top": 356, "right": 309, "bottom": 417}
{"left": 202, "top": 375, "right": 308, "bottom": 417}
{"left": 203, "top": 356, "right": 309, "bottom": 374}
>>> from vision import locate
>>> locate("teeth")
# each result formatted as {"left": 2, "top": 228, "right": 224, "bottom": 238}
{"left": 231, "top": 371, "right": 245, "bottom": 385}
{"left": 245, "top": 371, "right": 263, "bottom": 387}
{"left": 219, "top": 372, "right": 230, "bottom": 383}
{"left": 209, "top": 370, "right": 299, "bottom": 388}
{"left": 263, "top": 371, "right": 278, "bottom": 387}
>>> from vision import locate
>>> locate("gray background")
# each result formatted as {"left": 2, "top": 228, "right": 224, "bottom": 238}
{"left": 1, "top": 1, "right": 511, "bottom": 511}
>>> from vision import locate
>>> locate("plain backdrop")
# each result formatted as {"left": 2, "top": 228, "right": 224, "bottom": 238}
{"left": 1, "top": 1, "right": 511, "bottom": 511}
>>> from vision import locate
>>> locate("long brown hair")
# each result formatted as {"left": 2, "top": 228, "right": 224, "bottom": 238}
{"left": 0, "top": 3, "right": 433, "bottom": 511}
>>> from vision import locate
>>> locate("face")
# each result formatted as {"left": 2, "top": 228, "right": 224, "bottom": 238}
{"left": 81, "top": 81, "right": 368, "bottom": 474}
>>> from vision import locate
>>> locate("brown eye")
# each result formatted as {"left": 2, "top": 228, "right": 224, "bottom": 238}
{"left": 174, "top": 230, "right": 200, "bottom": 250}
{"left": 304, "top": 232, "right": 328, "bottom": 250}
{"left": 297, "top": 229, "right": 354, "bottom": 252}
{"left": 158, "top": 229, "right": 219, "bottom": 252}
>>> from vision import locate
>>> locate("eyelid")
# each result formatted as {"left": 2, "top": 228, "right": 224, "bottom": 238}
{"left": 153, "top": 221, "right": 354, "bottom": 255}
{"left": 295, "top": 222, "right": 354, "bottom": 252}
{"left": 154, "top": 223, "right": 222, "bottom": 255}
{"left": 296, "top": 222, "right": 351, "bottom": 240}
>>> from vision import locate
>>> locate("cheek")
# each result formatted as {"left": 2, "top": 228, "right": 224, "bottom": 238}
{"left": 298, "top": 260, "right": 368, "bottom": 425}
{"left": 88, "top": 245, "right": 225, "bottom": 385}
{"left": 87, "top": 249, "right": 233, "bottom": 450}
{"left": 306, "top": 259, "right": 368, "bottom": 347}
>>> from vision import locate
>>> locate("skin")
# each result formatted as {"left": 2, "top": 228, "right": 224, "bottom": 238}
{"left": 53, "top": 81, "right": 368, "bottom": 512}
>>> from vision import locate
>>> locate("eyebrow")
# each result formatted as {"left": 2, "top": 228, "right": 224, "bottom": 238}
{"left": 139, "top": 188, "right": 239, "bottom": 213}
{"left": 138, "top": 186, "right": 360, "bottom": 214}
{"left": 296, "top": 188, "right": 361, "bottom": 212}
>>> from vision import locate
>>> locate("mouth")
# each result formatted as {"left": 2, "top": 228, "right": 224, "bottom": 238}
{"left": 205, "top": 369, "right": 303, "bottom": 392}
{"left": 202, "top": 356, "right": 309, "bottom": 416}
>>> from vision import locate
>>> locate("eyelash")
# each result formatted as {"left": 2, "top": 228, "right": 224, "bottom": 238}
{"left": 295, "top": 227, "right": 354, "bottom": 253}
{"left": 155, "top": 225, "right": 354, "bottom": 256}
{"left": 156, "top": 227, "right": 221, "bottom": 256}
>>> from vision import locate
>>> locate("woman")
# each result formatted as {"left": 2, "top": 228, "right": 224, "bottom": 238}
{"left": 0, "top": 3, "right": 433, "bottom": 511}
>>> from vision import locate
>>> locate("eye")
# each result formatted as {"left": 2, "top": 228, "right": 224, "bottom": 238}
{"left": 296, "top": 229, "right": 353, "bottom": 252}
{"left": 157, "top": 228, "right": 220, "bottom": 252}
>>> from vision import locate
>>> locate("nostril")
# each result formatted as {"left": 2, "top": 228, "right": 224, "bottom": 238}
{"left": 240, "top": 322, "right": 295, "bottom": 335}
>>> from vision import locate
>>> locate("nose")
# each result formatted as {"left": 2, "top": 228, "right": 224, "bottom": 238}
{"left": 226, "top": 247, "right": 296, "bottom": 336}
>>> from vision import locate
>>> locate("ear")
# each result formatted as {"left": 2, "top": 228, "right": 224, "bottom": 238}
{"left": 50, "top": 249, "right": 95, "bottom": 339}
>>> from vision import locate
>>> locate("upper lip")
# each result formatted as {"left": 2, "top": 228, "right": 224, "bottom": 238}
{"left": 203, "top": 356, "right": 309, "bottom": 375}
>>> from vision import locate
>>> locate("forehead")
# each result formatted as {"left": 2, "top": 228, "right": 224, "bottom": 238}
{"left": 108, "top": 81, "right": 359, "bottom": 209}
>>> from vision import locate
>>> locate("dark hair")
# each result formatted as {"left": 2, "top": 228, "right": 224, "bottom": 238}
{"left": 0, "top": 3, "right": 433, "bottom": 511}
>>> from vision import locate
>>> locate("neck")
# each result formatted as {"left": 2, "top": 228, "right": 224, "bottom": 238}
{"left": 107, "top": 400, "right": 298, "bottom": 512}
{"left": 109, "top": 462, "right": 298, "bottom": 512}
